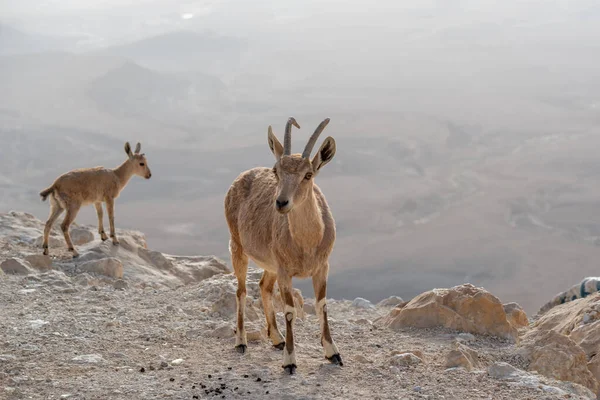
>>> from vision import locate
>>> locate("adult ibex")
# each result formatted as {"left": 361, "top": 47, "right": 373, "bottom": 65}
{"left": 224, "top": 117, "right": 341, "bottom": 374}
{"left": 40, "top": 142, "right": 152, "bottom": 257}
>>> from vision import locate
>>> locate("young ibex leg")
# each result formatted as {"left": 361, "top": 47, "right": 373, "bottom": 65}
{"left": 43, "top": 199, "right": 64, "bottom": 256}
{"left": 230, "top": 239, "right": 248, "bottom": 353}
{"left": 259, "top": 271, "right": 285, "bottom": 349}
{"left": 278, "top": 271, "right": 297, "bottom": 374}
{"left": 94, "top": 202, "right": 108, "bottom": 241}
{"left": 313, "top": 265, "right": 342, "bottom": 365}
{"left": 106, "top": 198, "right": 119, "bottom": 245}
{"left": 61, "top": 204, "right": 81, "bottom": 258}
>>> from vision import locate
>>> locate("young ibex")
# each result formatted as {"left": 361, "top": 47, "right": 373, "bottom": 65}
{"left": 39, "top": 142, "right": 152, "bottom": 257}
{"left": 224, "top": 117, "right": 341, "bottom": 374}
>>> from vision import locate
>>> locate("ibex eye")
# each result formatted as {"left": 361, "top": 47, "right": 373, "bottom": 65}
{"left": 273, "top": 167, "right": 277, "bottom": 174}
{"left": 304, "top": 173, "right": 313, "bottom": 180}
{"left": 140, "top": 163, "right": 145, "bottom": 166}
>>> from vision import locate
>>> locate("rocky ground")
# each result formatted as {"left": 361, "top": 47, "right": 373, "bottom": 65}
{"left": 1, "top": 211, "right": 598, "bottom": 400}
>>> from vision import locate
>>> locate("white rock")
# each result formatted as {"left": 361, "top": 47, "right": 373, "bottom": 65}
{"left": 29, "top": 320, "right": 49, "bottom": 330}
{"left": 171, "top": 359, "right": 184, "bottom": 366}
{"left": 72, "top": 354, "right": 104, "bottom": 364}
{"left": 456, "top": 333, "right": 476, "bottom": 342}
{"left": 488, "top": 362, "right": 519, "bottom": 380}
{"left": 351, "top": 297, "right": 376, "bottom": 309}
{"left": 377, "top": 296, "right": 404, "bottom": 308}
{"left": 1, "top": 258, "right": 31, "bottom": 275}
{"left": 80, "top": 258, "right": 124, "bottom": 279}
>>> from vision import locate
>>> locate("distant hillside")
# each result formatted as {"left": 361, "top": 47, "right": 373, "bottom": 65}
{"left": 99, "top": 30, "right": 247, "bottom": 76}
{"left": 87, "top": 60, "right": 226, "bottom": 129}
{"left": 0, "top": 23, "right": 79, "bottom": 55}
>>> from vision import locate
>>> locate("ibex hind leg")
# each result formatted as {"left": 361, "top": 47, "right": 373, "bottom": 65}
{"left": 42, "top": 197, "right": 64, "bottom": 256}
{"left": 230, "top": 239, "right": 249, "bottom": 354}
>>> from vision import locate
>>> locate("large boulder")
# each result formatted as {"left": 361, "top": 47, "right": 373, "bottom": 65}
{"left": 531, "top": 292, "right": 600, "bottom": 395}
{"left": 517, "top": 329, "right": 599, "bottom": 394}
{"left": 381, "top": 284, "right": 518, "bottom": 342}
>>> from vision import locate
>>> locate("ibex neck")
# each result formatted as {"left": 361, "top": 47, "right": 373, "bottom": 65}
{"left": 287, "top": 192, "right": 324, "bottom": 250}
{"left": 113, "top": 160, "right": 135, "bottom": 190}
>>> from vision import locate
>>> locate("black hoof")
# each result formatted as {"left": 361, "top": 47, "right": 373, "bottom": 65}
{"left": 327, "top": 354, "right": 343, "bottom": 366}
{"left": 273, "top": 342, "right": 285, "bottom": 351}
{"left": 101, "top": 237, "right": 108, "bottom": 242}
{"left": 282, "top": 364, "right": 297, "bottom": 375}
{"left": 235, "top": 344, "right": 247, "bottom": 354}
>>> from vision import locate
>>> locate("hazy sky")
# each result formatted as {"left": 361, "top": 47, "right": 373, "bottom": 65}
{"left": 2, "top": 0, "right": 600, "bottom": 313}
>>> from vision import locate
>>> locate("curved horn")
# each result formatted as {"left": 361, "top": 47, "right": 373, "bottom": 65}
{"left": 302, "top": 118, "right": 330, "bottom": 158}
{"left": 284, "top": 117, "right": 300, "bottom": 155}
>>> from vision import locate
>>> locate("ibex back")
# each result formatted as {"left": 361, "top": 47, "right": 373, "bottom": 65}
{"left": 224, "top": 117, "right": 341, "bottom": 374}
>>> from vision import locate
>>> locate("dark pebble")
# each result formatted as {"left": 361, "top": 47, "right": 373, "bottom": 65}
{"left": 193, "top": 397, "right": 199, "bottom": 399}
{"left": 234, "top": 387, "right": 238, "bottom": 391}
{"left": 218, "top": 377, "right": 222, "bottom": 380}
{"left": 170, "top": 378, "right": 175, "bottom": 382}
{"left": 208, "top": 374, "right": 212, "bottom": 379}
{"left": 227, "top": 367, "right": 232, "bottom": 370}
{"left": 139, "top": 367, "right": 145, "bottom": 373}
{"left": 266, "top": 391, "right": 269, "bottom": 394}
{"left": 149, "top": 366, "right": 155, "bottom": 371}
{"left": 192, "top": 385, "right": 196, "bottom": 389}
{"left": 243, "top": 374, "right": 249, "bottom": 378}
{"left": 256, "top": 377, "right": 261, "bottom": 382}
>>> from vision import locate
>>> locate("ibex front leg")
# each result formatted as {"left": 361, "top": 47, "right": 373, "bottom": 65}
{"left": 278, "top": 271, "right": 297, "bottom": 374}
{"left": 313, "top": 264, "right": 343, "bottom": 365}
{"left": 230, "top": 240, "right": 248, "bottom": 353}
{"left": 94, "top": 202, "right": 109, "bottom": 241}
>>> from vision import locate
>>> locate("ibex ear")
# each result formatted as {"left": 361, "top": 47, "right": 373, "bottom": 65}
{"left": 312, "top": 137, "right": 336, "bottom": 172}
{"left": 134, "top": 142, "right": 142, "bottom": 154}
{"left": 124, "top": 142, "right": 134, "bottom": 159}
{"left": 267, "top": 126, "right": 284, "bottom": 161}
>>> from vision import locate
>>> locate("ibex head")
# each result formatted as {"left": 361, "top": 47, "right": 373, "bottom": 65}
{"left": 267, "top": 117, "right": 336, "bottom": 214}
{"left": 124, "top": 142, "right": 152, "bottom": 179}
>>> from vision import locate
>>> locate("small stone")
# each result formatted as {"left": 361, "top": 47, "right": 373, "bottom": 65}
{"left": 456, "top": 333, "right": 476, "bottom": 342}
{"left": 351, "top": 297, "right": 376, "bottom": 309}
{"left": 390, "top": 353, "right": 422, "bottom": 367}
{"left": 72, "top": 354, "right": 104, "bottom": 364}
{"left": 171, "top": 359, "right": 184, "bottom": 366}
{"left": 354, "top": 355, "right": 372, "bottom": 364}
{"left": 1, "top": 259, "right": 31, "bottom": 275}
{"left": 70, "top": 228, "right": 94, "bottom": 245}
{"left": 113, "top": 279, "right": 128, "bottom": 290}
{"left": 29, "top": 319, "right": 49, "bottom": 330}
{"left": 208, "top": 324, "right": 234, "bottom": 339}
{"left": 488, "top": 362, "right": 519, "bottom": 379}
